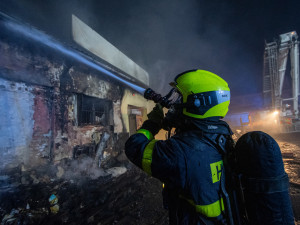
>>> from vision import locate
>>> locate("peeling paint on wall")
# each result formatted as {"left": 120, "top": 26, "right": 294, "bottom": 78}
{"left": 68, "top": 67, "right": 110, "bottom": 99}
{"left": 113, "top": 100, "right": 123, "bottom": 133}
{"left": 48, "top": 64, "right": 64, "bottom": 87}
{"left": 0, "top": 42, "right": 65, "bottom": 88}
{"left": 68, "top": 67, "right": 123, "bottom": 101}
{"left": 0, "top": 78, "right": 34, "bottom": 167}
{"left": 30, "top": 87, "right": 52, "bottom": 159}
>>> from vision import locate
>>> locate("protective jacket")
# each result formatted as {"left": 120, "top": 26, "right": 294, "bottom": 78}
{"left": 125, "top": 118, "right": 233, "bottom": 225}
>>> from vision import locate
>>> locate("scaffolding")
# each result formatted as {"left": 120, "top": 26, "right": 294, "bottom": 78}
{"left": 263, "top": 31, "right": 299, "bottom": 118}
{"left": 263, "top": 31, "right": 300, "bottom": 132}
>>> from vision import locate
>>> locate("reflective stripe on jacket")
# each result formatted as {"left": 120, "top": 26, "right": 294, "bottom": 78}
{"left": 125, "top": 119, "right": 232, "bottom": 224}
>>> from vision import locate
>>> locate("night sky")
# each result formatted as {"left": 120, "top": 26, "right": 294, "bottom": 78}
{"left": 1, "top": 0, "right": 300, "bottom": 97}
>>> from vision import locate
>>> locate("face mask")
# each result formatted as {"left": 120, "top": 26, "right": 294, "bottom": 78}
{"left": 144, "top": 88, "right": 182, "bottom": 108}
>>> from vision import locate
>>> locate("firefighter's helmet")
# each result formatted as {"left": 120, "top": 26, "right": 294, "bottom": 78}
{"left": 170, "top": 69, "right": 230, "bottom": 119}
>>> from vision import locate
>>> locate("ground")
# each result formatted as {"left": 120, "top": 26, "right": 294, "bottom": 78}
{"left": 0, "top": 161, "right": 169, "bottom": 225}
{"left": 274, "top": 133, "right": 300, "bottom": 225}
{"left": 0, "top": 132, "right": 300, "bottom": 225}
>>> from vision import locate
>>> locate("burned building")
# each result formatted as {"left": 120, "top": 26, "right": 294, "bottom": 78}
{"left": 0, "top": 12, "right": 154, "bottom": 170}
{"left": 0, "top": 13, "right": 173, "bottom": 224}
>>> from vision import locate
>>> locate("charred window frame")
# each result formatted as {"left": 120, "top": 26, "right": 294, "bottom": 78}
{"left": 77, "top": 94, "right": 113, "bottom": 126}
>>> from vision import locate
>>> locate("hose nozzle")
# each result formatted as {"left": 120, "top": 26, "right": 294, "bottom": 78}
{"left": 144, "top": 88, "right": 175, "bottom": 108}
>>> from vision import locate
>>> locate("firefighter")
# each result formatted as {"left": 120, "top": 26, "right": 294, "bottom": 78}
{"left": 125, "top": 70, "right": 233, "bottom": 225}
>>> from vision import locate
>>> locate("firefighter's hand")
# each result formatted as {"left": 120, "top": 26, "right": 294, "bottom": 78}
{"left": 162, "top": 106, "right": 182, "bottom": 130}
{"left": 147, "top": 104, "right": 164, "bottom": 127}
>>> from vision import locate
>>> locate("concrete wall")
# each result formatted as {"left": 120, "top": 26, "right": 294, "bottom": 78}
{"left": 0, "top": 33, "right": 149, "bottom": 168}
{"left": 0, "top": 79, "right": 35, "bottom": 167}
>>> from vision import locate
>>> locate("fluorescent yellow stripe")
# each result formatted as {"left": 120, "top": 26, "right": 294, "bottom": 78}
{"left": 142, "top": 139, "right": 158, "bottom": 175}
{"left": 181, "top": 196, "right": 225, "bottom": 218}
{"left": 136, "top": 129, "right": 153, "bottom": 140}
{"left": 210, "top": 160, "right": 223, "bottom": 183}
{"left": 195, "top": 198, "right": 224, "bottom": 217}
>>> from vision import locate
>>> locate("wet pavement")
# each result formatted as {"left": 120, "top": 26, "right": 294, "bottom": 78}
{"left": 274, "top": 132, "right": 300, "bottom": 225}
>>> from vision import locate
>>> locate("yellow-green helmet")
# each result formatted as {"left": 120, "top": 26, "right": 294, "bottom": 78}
{"left": 171, "top": 69, "right": 230, "bottom": 119}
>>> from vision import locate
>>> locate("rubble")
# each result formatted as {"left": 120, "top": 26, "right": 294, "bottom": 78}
{"left": 56, "top": 166, "right": 64, "bottom": 178}
{"left": 0, "top": 153, "right": 168, "bottom": 225}
{"left": 0, "top": 162, "right": 168, "bottom": 225}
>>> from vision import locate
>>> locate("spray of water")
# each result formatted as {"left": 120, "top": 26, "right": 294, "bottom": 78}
{"left": 3, "top": 19, "right": 146, "bottom": 94}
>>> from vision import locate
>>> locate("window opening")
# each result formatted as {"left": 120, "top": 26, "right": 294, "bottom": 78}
{"left": 78, "top": 94, "right": 112, "bottom": 126}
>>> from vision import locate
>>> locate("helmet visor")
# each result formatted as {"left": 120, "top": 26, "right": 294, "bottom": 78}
{"left": 165, "top": 88, "right": 182, "bottom": 106}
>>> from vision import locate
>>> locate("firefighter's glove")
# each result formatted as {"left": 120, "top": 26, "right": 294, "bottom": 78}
{"left": 162, "top": 106, "right": 182, "bottom": 130}
{"left": 147, "top": 103, "right": 164, "bottom": 127}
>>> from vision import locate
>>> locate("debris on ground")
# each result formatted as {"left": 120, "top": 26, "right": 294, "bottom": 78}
{"left": 0, "top": 156, "right": 168, "bottom": 225}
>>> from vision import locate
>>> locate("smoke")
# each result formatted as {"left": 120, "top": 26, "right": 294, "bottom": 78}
{"left": 1, "top": 0, "right": 299, "bottom": 97}
{"left": 60, "top": 157, "right": 106, "bottom": 180}
{"left": 0, "top": 0, "right": 258, "bottom": 96}
{"left": 55, "top": 156, "right": 127, "bottom": 182}
{"left": 93, "top": 0, "right": 262, "bottom": 95}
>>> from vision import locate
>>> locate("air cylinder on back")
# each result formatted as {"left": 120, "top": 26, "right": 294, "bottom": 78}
{"left": 235, "top": 131, "right": 295, "bottom": 225}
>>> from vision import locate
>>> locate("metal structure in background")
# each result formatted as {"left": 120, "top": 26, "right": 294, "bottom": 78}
{"left": 263, "top": 31, "right": 300, "bottom": 132}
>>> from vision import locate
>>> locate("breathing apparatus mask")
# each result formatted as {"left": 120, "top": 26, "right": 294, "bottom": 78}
{"left": 144, "top": 87, "right": 184, "bottom": 130}
{"left": 143, "top": 87, "right": 182, "bottom": 108}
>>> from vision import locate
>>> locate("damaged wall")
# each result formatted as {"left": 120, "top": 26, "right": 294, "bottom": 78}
{"left": 50, "top": 65, "right": 124, "bottom": 162}
{"left": 0, "top": 79, "right": 35, "bottom": 168}
{"left": 0, "top": 31, "right": 148, "bottom": 169}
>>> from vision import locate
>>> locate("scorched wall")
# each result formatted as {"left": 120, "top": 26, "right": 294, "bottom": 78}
{"left": 0, "top": 31, "right": 148, "bottom": 169}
